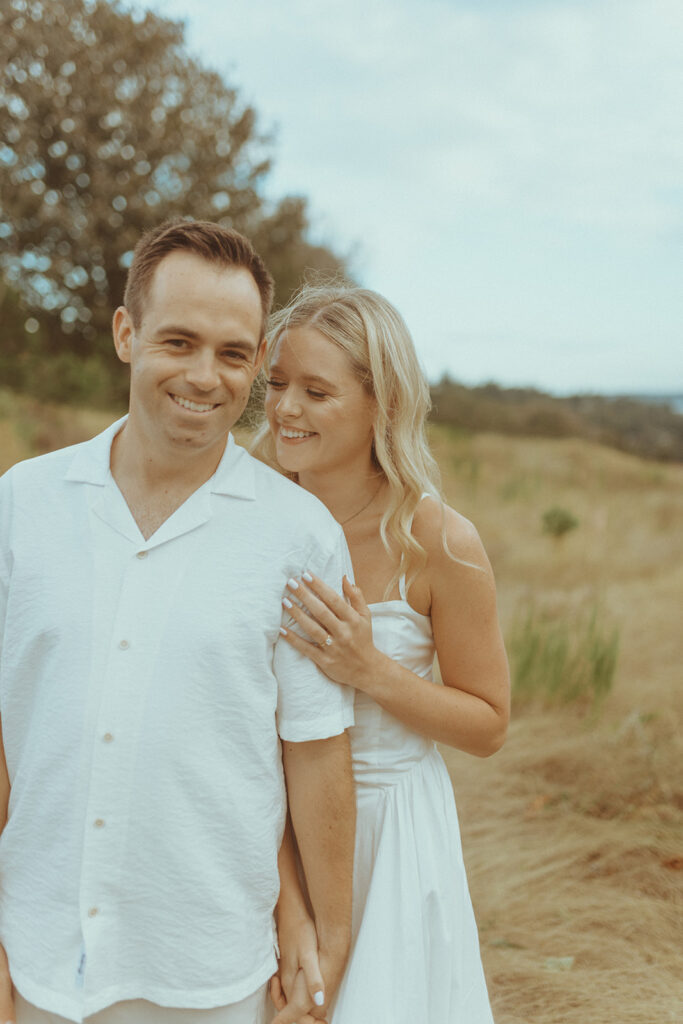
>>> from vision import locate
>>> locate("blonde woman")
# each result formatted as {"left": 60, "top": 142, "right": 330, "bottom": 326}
{"left": 258, "top": 286, "right": 510, "bottom": 1023}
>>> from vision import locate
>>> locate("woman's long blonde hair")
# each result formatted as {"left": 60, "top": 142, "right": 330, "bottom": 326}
{"left": 252, "top": 283, "right": 444, "bottom": 597}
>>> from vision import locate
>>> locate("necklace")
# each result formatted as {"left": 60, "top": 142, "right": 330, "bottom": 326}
{"left": 339, "top": 480, "right": 384, "bottom": 526}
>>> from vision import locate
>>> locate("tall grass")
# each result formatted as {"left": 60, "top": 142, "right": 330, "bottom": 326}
{"left": 509, "top": 604, "right": 619, "bottom": 709}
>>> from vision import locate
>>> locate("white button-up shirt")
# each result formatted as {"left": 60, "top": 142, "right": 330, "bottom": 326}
{"left": 0, "top": 419, "right": 354, "bottom": 1022}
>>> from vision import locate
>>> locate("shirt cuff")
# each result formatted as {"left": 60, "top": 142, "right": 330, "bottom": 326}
{"left": 277, "top": 707, "right": 355, "bottom": 743}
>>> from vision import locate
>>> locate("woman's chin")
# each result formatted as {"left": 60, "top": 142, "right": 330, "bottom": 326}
{"left": 272, "top": 449, "right": 301, "bottom": 473}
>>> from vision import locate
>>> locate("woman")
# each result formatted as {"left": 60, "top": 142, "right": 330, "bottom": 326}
{"left": 258, "top": 285, "right": 510, "bottom": 1023}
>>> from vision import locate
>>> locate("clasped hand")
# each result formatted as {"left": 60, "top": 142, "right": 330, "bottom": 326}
{"left": 270, "top": 912, "right": 343, "bottom": 1024}
{"left": 281, "top": 574, "right": 379, "bottom": 690}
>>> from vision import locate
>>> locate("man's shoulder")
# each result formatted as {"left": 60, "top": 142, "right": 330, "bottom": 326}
{"left": 236, "top": 449, "right": 342, "bottom": 537}
{"left": 0, "top": 415, "right": 122, "bottom": 501}
{"left": 1, "top": 435, "right": 96, "bottom": 488}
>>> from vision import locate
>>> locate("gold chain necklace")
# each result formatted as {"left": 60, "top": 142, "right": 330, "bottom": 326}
{"left": 339, "top": 480, "right": 384, "bottom": 526}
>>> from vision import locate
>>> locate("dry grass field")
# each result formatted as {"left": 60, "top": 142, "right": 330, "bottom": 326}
{"left": 1, "top": 398, "right": 681, "bottom": 1022}
{"left": 430, "top": 426, "right": 683, "bottom": 1024}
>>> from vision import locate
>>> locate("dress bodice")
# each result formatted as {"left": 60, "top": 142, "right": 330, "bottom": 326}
{"left": 348, "top": 598, "right": 435, "bottom": 780}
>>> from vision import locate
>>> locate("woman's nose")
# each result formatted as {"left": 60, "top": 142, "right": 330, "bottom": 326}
{"left": 277, "top": 389, "right": 302, "bottom": 417}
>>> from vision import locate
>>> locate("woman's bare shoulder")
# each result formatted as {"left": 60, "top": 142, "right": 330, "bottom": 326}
{"left": 412, "top": 495, "right": 492, "bottom": 576}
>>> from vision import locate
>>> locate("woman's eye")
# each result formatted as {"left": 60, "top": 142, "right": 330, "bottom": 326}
{"left": 265, "top": 378, "right": 286, "bottom": 389}
{"left": 307, "top": 389, "right": 327, "bottom": 400}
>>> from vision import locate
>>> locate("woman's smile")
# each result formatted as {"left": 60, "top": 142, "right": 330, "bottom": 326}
{"left": 278, "top": 427, "right": 318, "bottom": 441}
{"left": 265, "top": 325, "right": 376, "bottom": 480}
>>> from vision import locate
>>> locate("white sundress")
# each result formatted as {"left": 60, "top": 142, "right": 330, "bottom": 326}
{"left": 331, "top": 583, "right": 495, "bottom": 1023}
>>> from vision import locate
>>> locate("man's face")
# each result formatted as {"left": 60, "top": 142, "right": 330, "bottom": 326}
{"left": 114, "top": 251, "right": 265, "bottom": 460}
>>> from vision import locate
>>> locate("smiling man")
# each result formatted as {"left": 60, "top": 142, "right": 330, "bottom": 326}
{"left": 0, "top": 222, "right": 355, "bottom": 1024}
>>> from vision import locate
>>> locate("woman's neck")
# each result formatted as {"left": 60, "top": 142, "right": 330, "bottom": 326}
{"left": 299, "top": 465, "right": 385, "bottom": 526}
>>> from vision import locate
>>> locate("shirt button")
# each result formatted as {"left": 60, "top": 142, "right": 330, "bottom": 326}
{"left": 88, "top": 907, "right": 99, "bottom": 918}
{"left": 94, "top": 818, "right": 105, "bottom": 828}
{"left": 103, "top": 732, "right": 114, "bottom": 743}
{"left": 136, "top": 550, "right": 148, "bottom": 559}
{"left": 118, "top": 639, "right": 129, "bottom": 650}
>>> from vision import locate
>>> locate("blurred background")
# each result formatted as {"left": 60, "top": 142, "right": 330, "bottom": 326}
{"left": 1, "top": 2, "right": 681, "bottom": 1022}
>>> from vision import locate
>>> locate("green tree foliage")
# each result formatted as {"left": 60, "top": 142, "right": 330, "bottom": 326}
{"left": 0, "top": 0, "right": 347, "bottom": 402}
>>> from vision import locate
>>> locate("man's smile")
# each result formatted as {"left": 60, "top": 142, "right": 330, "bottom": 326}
{"left": 170, "top": 393, "right": 220, "bottom": 414}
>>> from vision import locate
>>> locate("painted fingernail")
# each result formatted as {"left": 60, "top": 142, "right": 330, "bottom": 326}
{"left": 282, "top": 597, "right": 293, "bottom": 609}
{"left": 279, "top": 627, "right": 288, "bottom": 636}
{"left": 287, "top": 577, "right": 299, "bottom": 590}
{"left": 302, "top": 571, "right": 313, "bottom": 582}
{"left": 314, "top": 990, "right": 325, "bottom": 1006}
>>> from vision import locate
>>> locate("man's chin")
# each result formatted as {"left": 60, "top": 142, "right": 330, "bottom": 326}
{"left": 164, "top": 423, "right": 231, "bottom": 452}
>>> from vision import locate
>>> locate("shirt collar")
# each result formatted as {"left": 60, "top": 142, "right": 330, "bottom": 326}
{"left": 64, "top": 416, "right": 257, "bottom": 501}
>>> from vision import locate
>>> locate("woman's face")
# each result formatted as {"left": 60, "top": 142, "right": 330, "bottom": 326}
{"left": 265, "top": 324, "right": 376, "bottom": 480}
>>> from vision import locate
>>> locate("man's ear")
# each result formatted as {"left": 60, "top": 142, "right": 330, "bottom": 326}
{"left": 112, "top": 307, "right": 134, "bottom": 365}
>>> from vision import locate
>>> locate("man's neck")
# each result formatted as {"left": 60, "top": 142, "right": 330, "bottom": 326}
{"left": 110, "top": 420, "right": 228, "bottom": 539}
{"left": 112, "top": 418, "right": 227, "bottom": 490}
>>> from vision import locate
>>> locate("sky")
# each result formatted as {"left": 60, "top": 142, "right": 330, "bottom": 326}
{"left": 153, "top": 0, "right": 682, "bottom": 395}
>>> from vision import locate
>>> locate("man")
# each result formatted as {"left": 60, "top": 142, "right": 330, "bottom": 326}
{"left": 0, "top": 221, "right": 356, "bottom": 1024}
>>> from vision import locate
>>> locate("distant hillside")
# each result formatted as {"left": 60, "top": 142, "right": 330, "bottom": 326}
{"left": 430, "top": 380, "right": 683, "bottom": 462}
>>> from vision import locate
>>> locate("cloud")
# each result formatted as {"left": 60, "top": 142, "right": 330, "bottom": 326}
{"left": 155, "top": 0, "right": 683, "bottom": 391}
{"left": 168, "top": 0, "right": 683, "bottom": 234}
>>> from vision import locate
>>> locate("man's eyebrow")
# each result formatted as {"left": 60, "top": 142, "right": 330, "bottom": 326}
{"left": 153, "top": 325, "right": 258, "bottom": 350}
{"left": 153, "top": 324, "right": 200, "bottom": 339}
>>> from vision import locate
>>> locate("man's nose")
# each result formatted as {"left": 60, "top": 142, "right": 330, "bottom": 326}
{"left": 185, "top": 352, "right": 221, "bottom": 392}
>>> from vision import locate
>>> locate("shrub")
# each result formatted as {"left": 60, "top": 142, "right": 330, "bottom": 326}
{"left": 542, "top": 506, "right": 579, "bottom": 538}
{"left": 509, "top": 605, "right": 619, "bottom": 709}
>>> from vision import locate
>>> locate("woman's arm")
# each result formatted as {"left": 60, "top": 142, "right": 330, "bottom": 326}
{"left": 280, "top": 501, "right": 510, "bottom": 757}
{"left": 367, "top": 501, "right": 509, "bottom": 755}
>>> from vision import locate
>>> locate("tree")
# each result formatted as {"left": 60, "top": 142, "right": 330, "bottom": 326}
{"left": 0, "top": 0, "right": 347, "bottom": 401}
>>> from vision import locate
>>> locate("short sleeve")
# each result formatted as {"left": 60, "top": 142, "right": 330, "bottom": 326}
{"left": 274, "top": 526, "right": 355, "bottom": 742}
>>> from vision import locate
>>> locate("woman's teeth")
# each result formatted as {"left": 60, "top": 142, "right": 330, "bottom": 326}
{"left": 281, "top": 428, "right": 315, "bottom": 439}
{"left": 171, "top": 394, "right": 217, "bottom": 413}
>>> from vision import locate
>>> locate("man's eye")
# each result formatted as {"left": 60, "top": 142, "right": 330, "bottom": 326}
{"left": 166, "top": 339, "right": 188, "bottom": 348}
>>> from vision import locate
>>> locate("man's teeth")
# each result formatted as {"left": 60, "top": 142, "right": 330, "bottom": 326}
{"left": 172, "top": 394, "right": 216, "bottom": 413}
{"left": 281, "top": 428, "right": 315, "bottom": 439}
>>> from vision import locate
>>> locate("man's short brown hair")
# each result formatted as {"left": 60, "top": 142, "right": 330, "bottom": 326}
{"left": 123, "top": 220, "right": 274, "bottom": 332}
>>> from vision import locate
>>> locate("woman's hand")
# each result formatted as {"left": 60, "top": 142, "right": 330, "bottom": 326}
{"left": 271, "top": 968, "right": 328, "bottom": 1024}
{"left": 275, "top": 911, "right": 325, "bottom": 1013}
{"left": 280, "top": 574, "right": 383, "bottom": 692}
{"left": 271, "top": 911, "right": 328, "bottom": 1024}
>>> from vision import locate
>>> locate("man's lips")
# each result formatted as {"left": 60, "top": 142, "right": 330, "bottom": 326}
{"left": 170, "top": 393, "right": 219, "bottom": 414}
